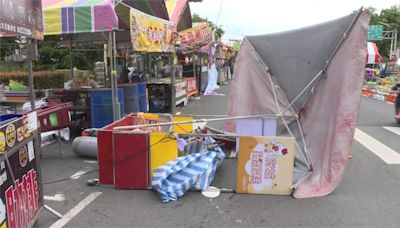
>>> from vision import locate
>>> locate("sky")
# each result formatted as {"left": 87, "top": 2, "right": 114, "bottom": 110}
{"left": 190, "top": 0, "right": 400, "bottom": 41}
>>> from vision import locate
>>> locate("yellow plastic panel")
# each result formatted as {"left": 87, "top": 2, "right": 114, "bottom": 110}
{"left": 150, "top": 133, "right": 178, "bottom": 178}
{"left": 172, "top": 116, "right": 193, "bottom": 134}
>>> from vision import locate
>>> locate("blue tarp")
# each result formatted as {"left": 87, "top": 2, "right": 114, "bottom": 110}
{"left": 152, "top": 137, "right": 225, "bottom": 203}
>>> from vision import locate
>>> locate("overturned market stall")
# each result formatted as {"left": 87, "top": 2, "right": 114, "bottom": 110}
{"left": 225, "top": 10, "right": 369, "bottom": 198}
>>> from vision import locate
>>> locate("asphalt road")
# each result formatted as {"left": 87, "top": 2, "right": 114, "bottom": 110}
{"left": 35, "top": 83, "right": 400, "bottom": 228}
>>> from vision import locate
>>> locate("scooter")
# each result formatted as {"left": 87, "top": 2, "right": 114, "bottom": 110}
{"left": 392, "top": 84, "right": 400, "bottom": 124}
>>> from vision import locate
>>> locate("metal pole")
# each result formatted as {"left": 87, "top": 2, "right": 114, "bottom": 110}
{"left": 69, "top": 43, "right": 73, "bottom": 79}
{"left": 390, "top": 33, "right": 394, "bottom": 55}
{"left": 27, "top": 38, "right": 63, "bottom": 218}
{"left": 193, "top": 53, "right": 200, "bottom": 96}
{"left": 281, "top": 70, "right": 324, "bottom": 114}
{"left": 109, "top": 32, "right": 116, "bottom": 120}
{"left": 103, "top": 44, "right": 108, "bottom": 85}
{"left": 170, "top": 55, "right": 176, "bottom": 114}
{"left": 44, "top": 205, "right": 63, "bottom": 218}
{"left": 112, "top": 30, "right": 121, "bottom": 119}
{"left": 113, "top": 114, "right": 284, "bottom": 130}
{"left": 394, "top": 30, "right": 398, "bottom": 53}
{"left": 27, "top": 39, "right": 35, "bottom": 110}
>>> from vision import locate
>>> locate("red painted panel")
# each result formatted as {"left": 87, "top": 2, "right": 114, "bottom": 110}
{"left": 185, "top": 77, "right": 198, "bottom": 97}
{"left": 113, "top": 132, "right": 149, "bottom": 189}
{"left": 97, "top": 115, "right": 134, "bottom": 185}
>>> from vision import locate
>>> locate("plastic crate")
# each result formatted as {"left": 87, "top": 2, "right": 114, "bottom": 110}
{"left": 36, "top": 102, "right": 73, "bottom": 132}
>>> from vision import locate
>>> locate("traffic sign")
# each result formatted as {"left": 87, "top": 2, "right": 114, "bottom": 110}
{"left": 368, "top": 25, "right": 383, "bottom": 41}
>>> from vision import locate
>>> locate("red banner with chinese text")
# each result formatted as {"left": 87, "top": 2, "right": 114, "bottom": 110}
{"left": 185, "top": 77, "right": 198, "bottom": 97}
{"left": 178, "top": 23, "right": 212, "bottom": 51}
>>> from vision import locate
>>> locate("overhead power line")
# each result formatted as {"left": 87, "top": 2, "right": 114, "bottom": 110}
{"left": 215, "top": 0, "right": 224, "bottom": 26}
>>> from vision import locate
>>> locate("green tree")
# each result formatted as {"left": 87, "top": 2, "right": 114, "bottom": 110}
{"left": 192, "top": 13, "right": 225, "bottom": 40}
{"left": 0, "top": 37, "right": 18, "bottom": 60}
{"left": 367, "top": 6, "right": 400, "bottom": 58}
{"left": 35, "top": 35, "right": 103, "bottom": 71}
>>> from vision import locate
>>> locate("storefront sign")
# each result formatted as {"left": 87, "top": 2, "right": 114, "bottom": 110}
{"left": 0, "top": 0, "right": 43, "bottom": 39}
{"left": 130, "top": 8, "right": 176, "bottom": 53}
{"left": 236, "top": 136, "right": 295, "bottom": 195}
{"left": 0, "top": 116, "right": 41, "bottom": 228}
{"left": 185, "top": 77, "right": 198, "bottom": 97}
{"left": 179, "top": 23, "right": 212, "bottom": 51}
{"left": 175, "top": 81, "right": 187, "bottom": 105}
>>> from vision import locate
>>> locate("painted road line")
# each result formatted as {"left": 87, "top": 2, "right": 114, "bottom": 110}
{"left": 354, "top": 128, "right": 400, "bottom": 164}
{"left": 50, "top": 192, "right": 102, "bottom": 228}
{"left": 44, "top": 193, "right": 65, "bottom": 202}
{"left": 83, "top": 160, "right": 98, "bottom": 164}
{"left": 70, "top": 167, "right": 92, "bottom": 180}
{"left": 383, "top": 127, "right": 400, "bottom": 136}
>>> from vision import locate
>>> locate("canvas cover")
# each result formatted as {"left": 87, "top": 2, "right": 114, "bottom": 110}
{"left": 366, "top": 42, "right": 382, "bottom": 64}
{"left": 226, "top": 11, "right": 369, "bottom": 198}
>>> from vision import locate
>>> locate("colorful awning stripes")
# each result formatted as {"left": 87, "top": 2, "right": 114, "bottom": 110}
{"left": 166, "top": 0, "right": 192, "bottom": 31}
{"left": 43, "top": 0, "right": 118, "bottom": 35}
{"left": 166, "top": 0, "right": 187, "bottom": 25}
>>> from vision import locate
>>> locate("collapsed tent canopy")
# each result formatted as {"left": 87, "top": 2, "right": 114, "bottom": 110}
{"left": 246, "top": 14, "right": 355, "bottom": 111}
{"left": 226, "top": 11, "right": 369, "bottom": 198}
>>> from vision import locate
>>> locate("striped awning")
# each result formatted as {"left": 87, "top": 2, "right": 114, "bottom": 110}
{"left": 366, "top": 42, "right": 383, "bottom": 64}
{"left": 42, "top": 0, "right": 118, "bottom": 35}
{"left": 166, "top": 0, "right": 192, "bottom": 31}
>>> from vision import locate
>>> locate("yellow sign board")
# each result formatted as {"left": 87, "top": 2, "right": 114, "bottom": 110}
{"left": 130, "top": 8, "right": 176, "bottom": 53}
{"left": 236, "top": 136, "right": 295, "bottom": 195}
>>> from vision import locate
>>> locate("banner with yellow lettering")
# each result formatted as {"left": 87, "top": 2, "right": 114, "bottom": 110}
{"left": 130, "top": 8, "right": 176, "bottom": 53}
{"left": 236, "top": 136, "right": 295, "bottom": 195}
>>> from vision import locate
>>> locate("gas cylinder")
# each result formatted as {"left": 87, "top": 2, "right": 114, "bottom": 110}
{"left": 72, "top": 136, "right": 98, "bottom": 158}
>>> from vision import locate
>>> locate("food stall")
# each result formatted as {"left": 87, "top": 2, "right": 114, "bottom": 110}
{"left": 129, "top": 6, "right": 183, "bottom": 114}
{"left": 178, "top": 23, "right": 213, "bottom": 96}
{"left": 215, "top": 43, "right": 234, "bottom": 85}
{"left": 41, "top": 0, "right": 123, "bottom": 130}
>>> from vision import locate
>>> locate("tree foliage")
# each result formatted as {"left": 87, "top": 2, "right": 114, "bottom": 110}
{"left": 367, "top": 6, "right": 400, "bottom": 58}
{"left": 35, "top": 35, "right": 103, "bottom": 71}
{"left": 0, "top": 37, "right": 18, "bottom": 60}
{"left": 192, "top": 13, "right": 225, "bottom": 40}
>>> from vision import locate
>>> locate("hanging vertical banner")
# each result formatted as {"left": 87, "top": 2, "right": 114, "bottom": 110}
{"left": 0, "top": 0, "right": 43, "bottom": 39}
{"left": 130, "top": 8, "right": 176, "bottom": 53}
{"left": 236, "top": 136, "right": 295, "bottom": 195}
{"left": 0, "top": 116, "right": 42, "bottom": 228}
{"left": 178, "top": 23, "right": 212, "bottom": 51}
